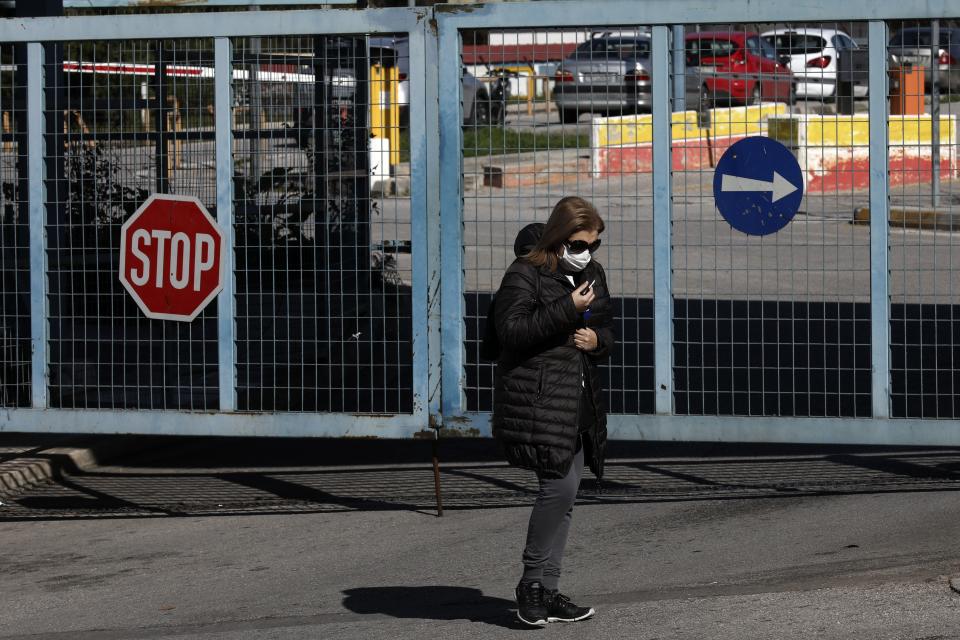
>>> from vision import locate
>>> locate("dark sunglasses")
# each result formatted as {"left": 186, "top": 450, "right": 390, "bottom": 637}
{"left": 565, "top": 239, "right": 602, "bottom": 254}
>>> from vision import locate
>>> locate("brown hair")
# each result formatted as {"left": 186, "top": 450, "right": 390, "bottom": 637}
{"left": 522, "top": 196, "right": 605, "bottom": 272}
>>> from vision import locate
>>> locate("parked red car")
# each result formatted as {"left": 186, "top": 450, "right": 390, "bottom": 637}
{"left": 685, "top": 31, "right": 795, "bottom": 106}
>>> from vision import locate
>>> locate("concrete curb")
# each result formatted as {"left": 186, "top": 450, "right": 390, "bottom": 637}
{"left": 482, "top": 158, "right": 587, "bottom": 188}
{"left": 853, "top": 206, "right": 960, "bottom": 231}
{"left": 0, "top": 436, "right": 151, "bottom": 496}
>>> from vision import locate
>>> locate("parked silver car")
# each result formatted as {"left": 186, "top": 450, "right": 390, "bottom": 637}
{"left": 553, "top": 33, "right": 712, "bottom": 123}
{"left": 889, "top": 27, "right": 960, "bottom": 93}
{"left": 552, "top": 35, "right": 654, "bottom": 123}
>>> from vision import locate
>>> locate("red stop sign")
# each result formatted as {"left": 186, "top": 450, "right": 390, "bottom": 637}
{"left": 119, "top": 194, "right": 225, "bottom": 322}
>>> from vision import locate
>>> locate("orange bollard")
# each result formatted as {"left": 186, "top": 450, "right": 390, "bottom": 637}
{"left": 2, "top": 111, "right": 11, "bottom": 153}
{"left": 889, "top": 65, "right": 925, "bottom": 115}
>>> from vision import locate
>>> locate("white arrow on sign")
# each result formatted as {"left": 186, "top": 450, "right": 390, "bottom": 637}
{"left": 721, "top": 171, "right": 798, "bottom": 203}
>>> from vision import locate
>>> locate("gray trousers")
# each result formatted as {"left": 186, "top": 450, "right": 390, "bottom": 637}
{"left": 520, "top": 438, "right": 585, "bottom": 591}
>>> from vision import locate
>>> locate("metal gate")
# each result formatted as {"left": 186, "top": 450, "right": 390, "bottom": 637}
{"left": 0, "top": 7, "right": 439, "bottom": 437}
{"left": 1, "top": 2, "right": 959, "bottom": 444}
{"left": 436, "top": 0, "right": 960, "bottom": 445}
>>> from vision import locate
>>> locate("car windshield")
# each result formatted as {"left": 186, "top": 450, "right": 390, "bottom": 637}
{"left": 685, "top": 38, "right": 737, "bottom": 63}
{"left": 573, "top": 37, "right": 651, "bottom": 58}
{"left": 763, "top": 33, "right": 827, "bottom": 54}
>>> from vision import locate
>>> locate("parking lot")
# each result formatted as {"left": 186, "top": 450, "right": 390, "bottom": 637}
{"left": 4, "top": 94, "right": 954, "bottom": 302}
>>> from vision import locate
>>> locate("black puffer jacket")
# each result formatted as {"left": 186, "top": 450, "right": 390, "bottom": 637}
{"left": 492, "top": 224, "right": 615, "bottom": 480}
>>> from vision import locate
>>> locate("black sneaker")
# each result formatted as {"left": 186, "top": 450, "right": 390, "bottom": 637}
{"left": 542, "top": 589, "right": 595, "bottom": 623}
{"left": 515, "top": 580, "right": 549, "bottom": 627}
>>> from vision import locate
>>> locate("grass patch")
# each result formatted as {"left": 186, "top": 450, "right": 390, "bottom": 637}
{"left": 462, "top": 126, "right": 588, "bottom": 157}
{"left": 397, "top": 126, "right": 588, "bottom": 163}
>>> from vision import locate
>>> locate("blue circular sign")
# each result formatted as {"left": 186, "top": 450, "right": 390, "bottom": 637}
{"left": 712, "top": 136, "right": 803, "bottom": 236}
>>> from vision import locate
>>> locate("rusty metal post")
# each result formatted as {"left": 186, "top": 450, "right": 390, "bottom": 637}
{"left": 432, "top": 436, "right": 444, "bottom": 517}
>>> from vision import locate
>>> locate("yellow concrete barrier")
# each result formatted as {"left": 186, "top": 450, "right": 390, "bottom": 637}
{"left": 592, "top": 110, "right": 695, "bottom": 148}
{"left": 768, "top": 114, "right": 956, "bottom": 147}
{"left": 708, "top": 103, "right": 788, "bottom": 140}
{"left": 592, "top": 103, "right": 788, "bottom": 148}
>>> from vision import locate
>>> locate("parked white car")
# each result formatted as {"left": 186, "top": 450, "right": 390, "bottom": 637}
{"left": 761, "top": 28, "right": 868, "bottom": 99}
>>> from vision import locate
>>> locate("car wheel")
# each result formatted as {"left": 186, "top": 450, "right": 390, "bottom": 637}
{"left": 749, "top": 84, "right": 762, "bottom": 106}
{"left": 559, "top": 108, "right": 579, "bottom": 124}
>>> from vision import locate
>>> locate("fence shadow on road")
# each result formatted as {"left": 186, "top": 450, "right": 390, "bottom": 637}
{"left": 341, "top": 586, "right": 526, "bottom": 630}
{"left": 4, "top": 438, "right": 960, "bottom": 521}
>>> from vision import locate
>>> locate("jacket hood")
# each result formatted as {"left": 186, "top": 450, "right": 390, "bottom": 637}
{"left": 513, "top": 223, "right": 544, "bottom": 258}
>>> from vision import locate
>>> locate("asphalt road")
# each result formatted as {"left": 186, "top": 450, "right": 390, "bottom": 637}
{"left": 5, "top": 447, "right": 960, "bottom": 639}
{"left": 462, "top": 175, "right": 960, "bottom": 300}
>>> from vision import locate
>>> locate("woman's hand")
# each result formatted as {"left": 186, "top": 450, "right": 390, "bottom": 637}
{"left": 571, "top": 281, "right": 596, "bottom": 312}
{"left": 574, "top": 328, "right": 598, "bottom": 352}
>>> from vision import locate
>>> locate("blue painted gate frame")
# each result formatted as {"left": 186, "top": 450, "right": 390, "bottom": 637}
{"left": 435, "top": 0, "right": 957, "bottom": 446}
{"left": 1, "top": 1, "right": 959, "bottom": 444}
{"left": 0, "top": 8, "right": 441, "bottom": 438}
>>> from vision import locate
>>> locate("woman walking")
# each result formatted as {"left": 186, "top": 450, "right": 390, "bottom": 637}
{"left": 491, "top": 196, "right": 614, "bottom": 627}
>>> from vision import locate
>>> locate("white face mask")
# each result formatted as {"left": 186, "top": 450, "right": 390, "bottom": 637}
{"left": 560, "top": 244, "right": 591, "bottom": 272}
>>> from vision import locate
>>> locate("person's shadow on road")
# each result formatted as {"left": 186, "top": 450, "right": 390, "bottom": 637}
{"left": 342, "top": 586, "right": 535, "bottom": 630}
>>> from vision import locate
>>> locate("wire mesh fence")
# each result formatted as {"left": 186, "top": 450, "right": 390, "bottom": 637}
{"left": 231, "top": 34, "right": 412, "bottom": 413}
{"left": 0, "top": 14, "right": 421, "bottom": 423}
{"left": 674, "top": 22, "right": 873, "bottom": 417}
{"left": 887, "top": 18, "right": 960, "bottom": 418}
{"left": 4, "top": 6, "right": 960, "bottom": 440}
{"left": 461, "top": 27, "right": 657, "bottom": 415}
{"left": 45, "top": 38, "right": 220, "bottom": 410}
{"left": 0, "top": 44, "right": 28, "bottom": 408}
{"left": 459, "top": 17, "right": 960, "bottom": 424}
{"left": 459, "top": 22, "right": 877, "bottom": 419}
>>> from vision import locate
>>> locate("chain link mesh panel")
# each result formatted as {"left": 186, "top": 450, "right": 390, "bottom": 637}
{"left": 45, "top": 38, "right": 219, "bottom": 409}
{"left": 888, "top": 18, "right": 960, "bottom": 418}
{"left": 231, "top": 35, "right": 413, "bottom": 413}
{"left": 0, "top": 44, "right": 28, "bottom": 407}
{"left": 673, "top": 21, "right": 872, "bottom": 417}
{"left": 461, "top": 27, "right": 657, "bottom": 416}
